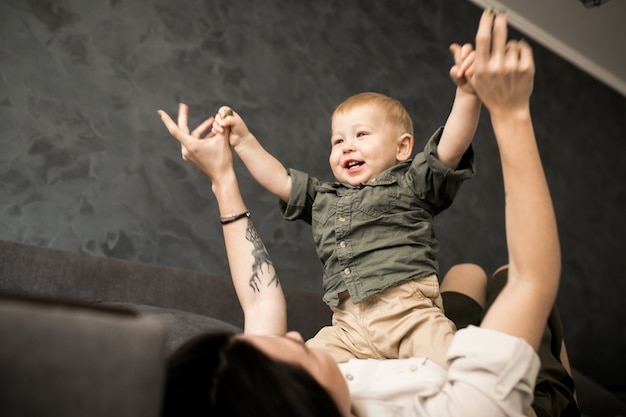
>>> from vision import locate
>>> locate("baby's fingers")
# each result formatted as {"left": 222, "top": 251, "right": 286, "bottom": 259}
{"left": 449, "top": 44, "right": 475, "bottom": 79}
{"left": 449, "top": 45, "right": 463, "bottom": 79}
{"left": 450, "top": 43, "right": 473, "bottom": 65}
{"left": 212, "top": 106, "right": 235, "bottom": 133}
{"left": 217, "top": 105, "right": 234, "bottom": 119}
{"left": 459, "top": 51, "right": 475, "bottom": 75}
{"left": 449, "top": 43, "right": 462, "bottom": 64}
{"left": 459, "top": 43, "right": 474, "bottom": 62}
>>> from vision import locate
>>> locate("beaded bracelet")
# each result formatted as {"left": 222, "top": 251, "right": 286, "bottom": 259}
{"left": 220, "top": 210, "right": 250, "bottom": 225}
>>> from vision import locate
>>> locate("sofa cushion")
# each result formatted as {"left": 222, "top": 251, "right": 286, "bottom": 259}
{"left": 102, "top": 302, "right": 242, "bottom": 354}
{"left": 0, "top": 296, "right": 165, "bottom": 417}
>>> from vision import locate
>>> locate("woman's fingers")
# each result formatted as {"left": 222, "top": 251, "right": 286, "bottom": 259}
{"left": 474, "top": 9, "right": 510, "bottom": 69}
{"left": 503, "top": 39, "right": 535, "bottom": 78}
{"left": 192, "top": 116, "right": 216, "bottom": 139}
{"left": 177, "top": 103, "right": 190, "bottom": 134}
{"left": 159, "top": 108, "right": 199, "bottom": 152}
{"left": 474, "top": 9, "right": 496, "bottom": 67}
{"left": 518, "top": 40, "right": 535, "bottom": 74}
{"left": 504, "top": 40, "right": 521, "bottom": 69}
{"left": 159, "top": 109, "right": 192, "bottom": 161}
{"left": 490, "top": 12, "right": 508, "bottom": 62}
{"left": 159, "top": 110, "right": 184, "bottom": 143}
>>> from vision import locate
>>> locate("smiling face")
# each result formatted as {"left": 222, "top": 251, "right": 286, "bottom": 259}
{"left": 238, "top": 331, "right": 352, "bottom": 417}
{"left": 329, "top": 98, "right": 413, "bottom": 186}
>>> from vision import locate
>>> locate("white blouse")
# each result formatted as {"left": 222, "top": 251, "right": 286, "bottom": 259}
{"left": 339, "top": 326, "right": 539, "bottom": 417}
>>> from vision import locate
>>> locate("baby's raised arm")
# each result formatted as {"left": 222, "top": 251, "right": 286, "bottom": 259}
{"left": 213, "top": 107, "right": 292, "bottom": 202}
{"left": 436, "top": 42, "right": 482, "bottom": 170}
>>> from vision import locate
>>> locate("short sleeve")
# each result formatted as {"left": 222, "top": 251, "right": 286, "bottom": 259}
{"left": 279, "top": 168, "right": 319, "bottom": 224}
{"left": 406, "top": 127, "right": 475, "bottom": 214}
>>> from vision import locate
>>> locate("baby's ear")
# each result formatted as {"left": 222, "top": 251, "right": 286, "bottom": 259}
{"left": 396, "top": 133, "right": 413, "bottom": 161}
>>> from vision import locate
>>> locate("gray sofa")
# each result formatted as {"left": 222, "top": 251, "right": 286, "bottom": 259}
{"left": 1, "top": 239, "right": 624, "bottom": 417}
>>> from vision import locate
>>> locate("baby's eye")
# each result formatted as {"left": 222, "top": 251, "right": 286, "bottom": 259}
{"left": 356, "top": 131, "right": 367, "bottom": 138}
{"left": 332, "top": 138, "right": 344, "bottom": 145}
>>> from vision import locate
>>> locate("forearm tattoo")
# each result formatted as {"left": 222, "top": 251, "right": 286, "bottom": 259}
{"left": 245, "top": 219, "right": 280, "bottom": 292}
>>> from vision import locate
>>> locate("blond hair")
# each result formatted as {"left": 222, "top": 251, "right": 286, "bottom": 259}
{"left": 331, "top": 92, "right": 414, "bottom": 136}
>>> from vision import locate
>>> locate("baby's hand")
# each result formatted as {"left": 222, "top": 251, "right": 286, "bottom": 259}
{"left": 212, "top": 106, "right": 251, "bottom": 149}
{"left": 449, "top": 43, "right": 477, "bottom": 95}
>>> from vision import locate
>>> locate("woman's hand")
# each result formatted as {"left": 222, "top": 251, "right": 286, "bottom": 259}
{"left": 466, "top": 10, "right": 535, "bottom": 116}
{"left": 158, "top": 103, "right": 235, "bottom": 185}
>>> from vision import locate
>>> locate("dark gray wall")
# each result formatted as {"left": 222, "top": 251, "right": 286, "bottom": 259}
{"left": 1, "top": 0, "right": 625, "bottom": 390}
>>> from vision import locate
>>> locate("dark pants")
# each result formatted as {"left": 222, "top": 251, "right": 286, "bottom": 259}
{"left": 442, "top": 267, "right": 581, "bottom": 417}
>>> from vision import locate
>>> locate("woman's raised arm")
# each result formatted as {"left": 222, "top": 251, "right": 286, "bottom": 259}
{"left": 159, "top": 103, "right": 287, "bottom": 335}
{"left": 469, "top": 11, "right": 561, "bottom": 351}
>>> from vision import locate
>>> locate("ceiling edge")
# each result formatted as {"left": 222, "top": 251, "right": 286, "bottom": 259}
{"left": 467, "top": 0, "right": 626, "bottom": 97}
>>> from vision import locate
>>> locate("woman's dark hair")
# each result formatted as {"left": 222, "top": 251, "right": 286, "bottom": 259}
{"left": 162, "top": 331, "right": 345, "bottom": 417}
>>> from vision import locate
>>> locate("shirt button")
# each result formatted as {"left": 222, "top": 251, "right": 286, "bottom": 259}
{"left": 410, "top": 364, "right": 418, "bottom": 372}
{"left": 339, "top": 241, "right": 347, "bottom": 248}
{"left": 495, "top": 385, "right": 504, "bottom": 395}
{"left": 345, "top": 373, "right": 354, "bottom": 381}
{"left": 339, "top": 216, "right": 346, "bottom": 222}
{"left": 344, "top": 268, "right": 351, "bottom": 275}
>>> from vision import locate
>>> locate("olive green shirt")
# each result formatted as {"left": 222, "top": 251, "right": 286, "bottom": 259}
{"left": 280, "top": 127, "right": 475, "bottom": 306}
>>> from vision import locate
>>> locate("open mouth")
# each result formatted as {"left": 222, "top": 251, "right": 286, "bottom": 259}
{"left": 344, "top": 160, "right": 364, "bottom": 170}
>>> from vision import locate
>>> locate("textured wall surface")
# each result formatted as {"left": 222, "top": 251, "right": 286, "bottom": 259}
{"left": 1, "top": 0, "right": 625, "bottom": 389}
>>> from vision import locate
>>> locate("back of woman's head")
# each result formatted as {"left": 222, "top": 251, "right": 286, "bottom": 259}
{"left": 162, "top": 332, "right": 232, "bottom": 416}
{"left": 162, "top": 332, "right": 345, "bottom": 417}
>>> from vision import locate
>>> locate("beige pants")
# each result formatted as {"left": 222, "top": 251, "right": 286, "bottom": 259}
{"left": 307, "top": 275, "right": 456, "bottom": 369}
